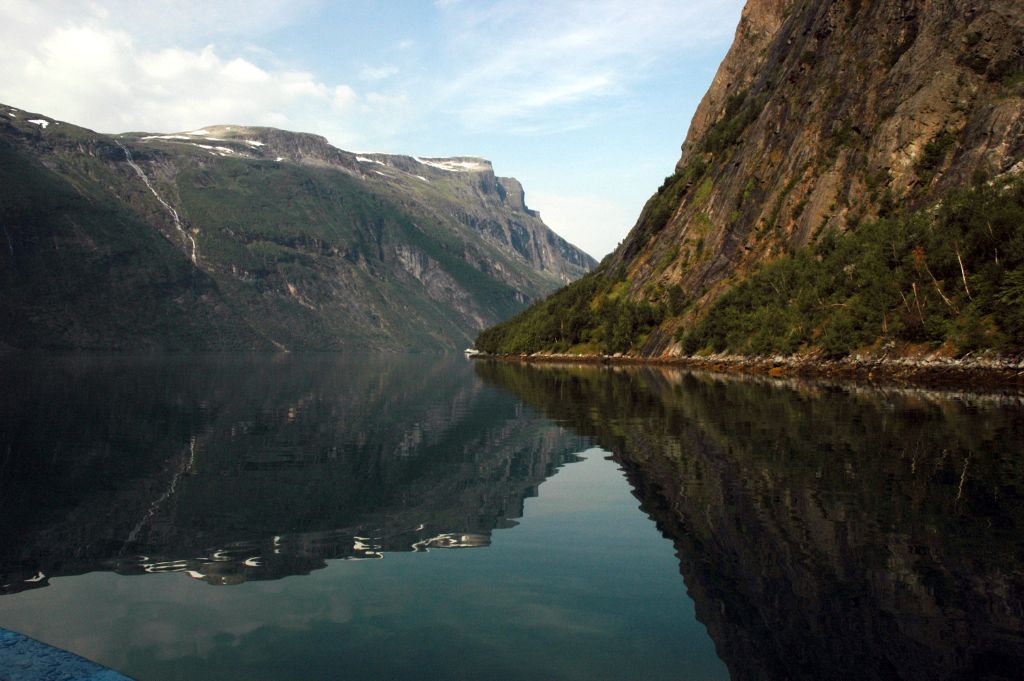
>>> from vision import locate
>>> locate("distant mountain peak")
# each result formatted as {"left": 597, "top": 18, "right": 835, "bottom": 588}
{"left": 0, "top": 102, "right": 596, "bottom": 351}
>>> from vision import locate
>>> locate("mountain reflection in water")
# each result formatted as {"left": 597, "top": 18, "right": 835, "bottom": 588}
{"left": 3, "top": 355, "right": 1022, "bottom": 681}
{"left": 0, "top": 354, "right": 584, "bottom": 593}
{"left": 477, "top": 362, "right": 1024, "bottom": 681}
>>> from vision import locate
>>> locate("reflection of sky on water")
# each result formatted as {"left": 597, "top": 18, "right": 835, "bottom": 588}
{"left": 11, "top": 355, "right": 1017, "bottom": 680}
{"left": 0, "top": 450, "right": 727, "bottom": 681}
{"left": 477, "top": 362, "right": 1024, "bottom": 681}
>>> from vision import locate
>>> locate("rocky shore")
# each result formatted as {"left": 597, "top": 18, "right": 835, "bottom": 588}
{"left": 471, "top": 351, "right": 1024, "bottom": 391}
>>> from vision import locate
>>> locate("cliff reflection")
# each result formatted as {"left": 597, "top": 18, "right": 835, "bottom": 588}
{"left": 477, "top": 362, "right": 1024, "bottom": 681}
{"left": 0, "top": 355, "right": 584, "bottom": 592}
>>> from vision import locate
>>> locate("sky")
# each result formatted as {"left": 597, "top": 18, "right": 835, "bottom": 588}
{"left": 0, "top": 0, "right": 745, "bottom": 259}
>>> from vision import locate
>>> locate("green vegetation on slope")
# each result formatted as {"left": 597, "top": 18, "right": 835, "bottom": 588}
{"left": 1, "top": 118, "right": 574, "bottom": 351}
{"left": 475, "top": 269, "right": 665, "bottom": 355}
{"left": 701, "top": 89, "right": 767, "bottom": 155}
{"left": 179, "top": 158, "right": 525, "bottom": 325}
{"left": 0, "top": 102, "right": 599, "bottom": 352}
{"left": 0, "top": 140, "right": 262, "bottom": 350}
{"left": 681, "top": 177, "right": 1024, "bottom": 357}
{"left": 477, "top": 177, "right": 1024, "bottom": 358}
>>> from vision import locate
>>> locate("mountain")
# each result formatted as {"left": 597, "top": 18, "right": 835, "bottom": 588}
{"left": 477, "top": 0, "right": 1024, "bottom": 359}
{"left": 0, "top": 105, "right": 595, "bottom": 352}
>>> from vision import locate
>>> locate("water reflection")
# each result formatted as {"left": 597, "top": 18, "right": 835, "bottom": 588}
{"left": 0, "top": 354, "right": 584, "bottom": 593}
{"left": 5, "top": 354, "right": 1022, "bottom": 680}
{"left": 477, "top": 362, "right": 1024, "bottom": 681}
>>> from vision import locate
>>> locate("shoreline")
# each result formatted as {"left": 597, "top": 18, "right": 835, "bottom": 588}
{"left": 470, "top": 351, "right": 1024, "bottom": 391}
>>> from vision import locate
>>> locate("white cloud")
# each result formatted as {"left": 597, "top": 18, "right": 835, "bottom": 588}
{"left": 29, "top": 0, "right": 319, "bottom": 45}
{"left": 223, "top": 58, "right": 270, "bottom": 83}
{"left": 0, "top": 0, "right": 744, "bottom": 250}
{"left": 0, "top": 0, "right": 741, "bottom": 149}
{"left": 332, "top": 85, "right": 358, "bottom": 111}
{"left": 433, "top": 0, "right": 741, "bottom": 132}
{"left": 0, "top": 11, "right": 369, "bottom": 147}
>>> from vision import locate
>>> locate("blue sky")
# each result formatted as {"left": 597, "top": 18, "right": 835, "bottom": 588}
{"left": 0, "top": 0, "right": 745, "bottom": 258}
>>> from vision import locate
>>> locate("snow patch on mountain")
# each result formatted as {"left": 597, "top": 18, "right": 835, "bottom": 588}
{"left": 190, "top": 143, "right": 238, "bottom": 157}
{"left": 415, "top": 157, "right": 489, "bottom": 172}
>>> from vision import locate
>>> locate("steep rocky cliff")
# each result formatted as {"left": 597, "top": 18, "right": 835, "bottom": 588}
{"left": 0, "top": 105, "right": 595, "bottom": 352}
{"left": 477, "top": 0, "right": 1024, "bottom": 358}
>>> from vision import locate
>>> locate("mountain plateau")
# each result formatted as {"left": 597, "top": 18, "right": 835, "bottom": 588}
{"left": 0, "top": 105, "right": 595, "bottom": 352}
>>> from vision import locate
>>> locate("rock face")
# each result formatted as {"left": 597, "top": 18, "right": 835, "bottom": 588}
{"left": 619, "top": 0, "right": 1023, "bottom": 329}
{"left": 476, "top": 0, "right": 1023, "bottom": 358}
{"left": 0, "top": 107, "right": 595, "bottom": 352}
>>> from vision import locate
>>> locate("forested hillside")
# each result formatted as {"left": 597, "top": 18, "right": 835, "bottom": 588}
{"left": 477, "top": 0, "right": 1024, "bottom": 359}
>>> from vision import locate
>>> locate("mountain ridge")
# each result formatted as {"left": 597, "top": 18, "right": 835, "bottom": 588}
{"left": 0, "top": 103, "right": 596, "bottom": 351}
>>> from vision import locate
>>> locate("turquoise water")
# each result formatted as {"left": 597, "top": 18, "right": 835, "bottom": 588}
{"left": 1, "top": 355, "right": 1022, "bottom": 680}
{"left": 0, "top": 355, "right": 726, "bottom": 680}
{"left": 1, "top": 448, "right": 724, "bottom": 681}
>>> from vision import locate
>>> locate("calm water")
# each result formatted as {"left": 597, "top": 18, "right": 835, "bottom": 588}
{"left": 1, "top": 355, "right": 1022, "bottom": 680}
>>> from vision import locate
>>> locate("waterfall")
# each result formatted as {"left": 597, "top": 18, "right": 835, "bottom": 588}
{"left": 116, "top": 140, "right": 198, "bottom": 265}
